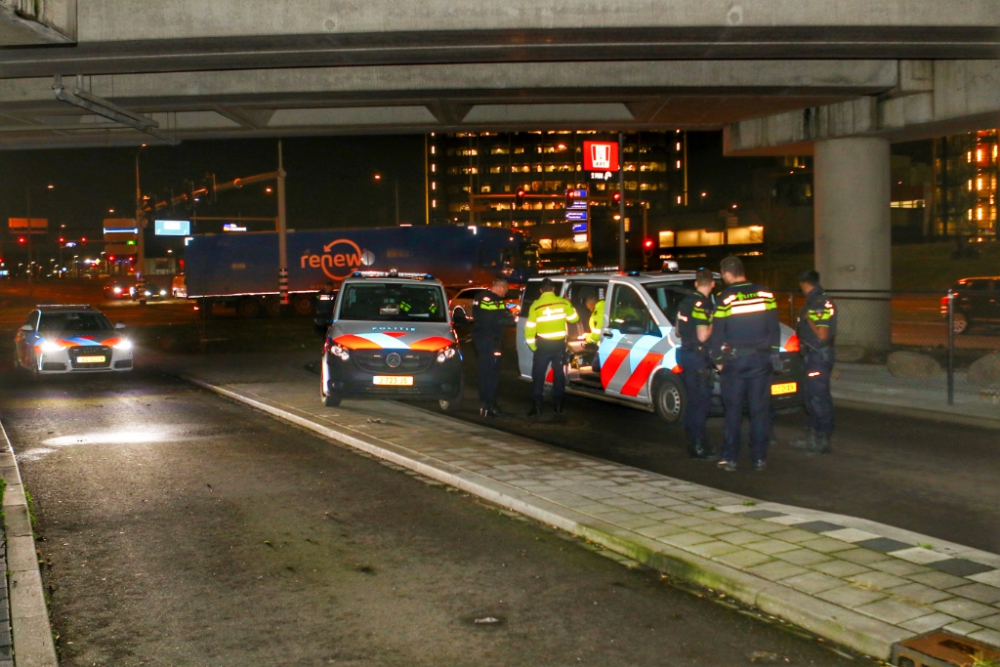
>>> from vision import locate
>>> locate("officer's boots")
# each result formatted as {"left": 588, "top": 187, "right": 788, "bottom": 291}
{"left": 490, "top": 402, "right": 504, "bottom": 417}
{"left": 553, "top": 401, "right": 564, "bottom": 415}
{"left": 789, "top": 427, "right": 816, "bottom": 450}
{"left": 807, "top": 432, "right": 832, "bottom": 456}
{"left": 527, "top": 402, "right": 542, "bottom": 418}
{"left": 688, "top": 440, "right": 718, "bottom": 461}
{"left": 480, "top": 404, "right": 500, "bottom": 418}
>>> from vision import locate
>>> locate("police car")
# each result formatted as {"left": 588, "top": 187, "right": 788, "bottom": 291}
{"left": 516, "top": 269, "right": 804, "bottom": 425}
{"left": 14, "top": 305, "right": 134, "bottom": 377}
{"left": 320, "top": 271, "right": 463, "bottom": 411}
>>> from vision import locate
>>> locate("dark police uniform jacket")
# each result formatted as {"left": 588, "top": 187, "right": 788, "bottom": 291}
{"left": 676, "top": 293, "right": 715, "bottom": 351}
{"left": 710, "top": 282, "right": 780, "bottom": 363}
{"left": 472, "top": 293, "right": 510, "bottom": 350}
{"left": 798, "top": 287, "right": 837, "bottom": 352}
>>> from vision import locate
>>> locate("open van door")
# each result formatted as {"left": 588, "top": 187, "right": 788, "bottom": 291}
{"left": 516, "top": 278, "right": 564, "bottom": 380}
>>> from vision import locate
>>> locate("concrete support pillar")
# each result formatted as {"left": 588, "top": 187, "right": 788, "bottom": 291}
{"left": 814, "top": 137, "right": 892, "bottom": 351}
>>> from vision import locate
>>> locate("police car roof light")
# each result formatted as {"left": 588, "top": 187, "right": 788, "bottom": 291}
{"left": 537, "top": 265, "right": 620, "bottom": 276}
{"left": 350, "top": 270, "right": 433, "bottom": 281}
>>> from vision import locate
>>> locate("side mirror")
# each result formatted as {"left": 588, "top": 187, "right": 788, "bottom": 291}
{"left": 115, "top": 322, "right": 126, "bottom": 330}
{"left": 19, "top": 324, "right": 33, "bottom": 332}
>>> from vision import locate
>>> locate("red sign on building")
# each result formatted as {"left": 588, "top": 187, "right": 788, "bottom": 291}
{"left": 583, "top": 141, "right": 619, "bottom": 172}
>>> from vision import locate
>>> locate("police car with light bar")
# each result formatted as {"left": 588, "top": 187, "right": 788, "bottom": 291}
{"left": 516, "top": 269, "right": 804, "bottom": 425}
{"left": 320, "top": 271, "right": 463, "bottom": 411}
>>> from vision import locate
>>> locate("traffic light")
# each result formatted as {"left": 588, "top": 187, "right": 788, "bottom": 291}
{"left": 17, "top": 237, "right": 26, "bottom": 245}
{"left": 108, "top": 255, "right": 116, "bottom": 262}
{"left": 80, "top": 237, "right": 87, "bottom": 243}
{"left": 612, "top": 191, "right": 622, "bottom": 204}
{"left": 643, "top": 238, "right": 655, "bottom": 257}
{"left": 515, "top": 189, "right": 526, "bottom": 209}
{"left": 58, "top": 237, "right": 65, "bottom": 244}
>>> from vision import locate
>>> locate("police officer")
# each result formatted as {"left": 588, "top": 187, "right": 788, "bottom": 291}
{"left": 314, "top": 280, "right": 336, "bottom": 332}
{"left": 585, "top": 294, "right": 605, "bottom": 345}
{"left": 710, "top": 256, "right": 780, "bottom": 472}
{"left": 791, "top": 270, "right": 838, "bottom": 455}
{"left": 676, "top": 269, "right": 717, "bottom": 461}
{"left": 473, "top": 278, "right": 513, "bottom": 418}
{"left": 525, "top": 279, "right": 579, "bottom": 417}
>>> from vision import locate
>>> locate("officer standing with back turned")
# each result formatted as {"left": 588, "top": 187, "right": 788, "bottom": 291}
{"left": 676, "top": 269, "right": 718, "bottom": 461}
{"left": 525, "top": 279, "right": 579, "bottom": 417}
{"left": 710, "top": 256, "right": 780, "bottom": 472}
{"left": 790, "top": 270, "right": 838, "bottom": 455}
{"left": 472, "top": 278, "right": 513, "bottom": 418}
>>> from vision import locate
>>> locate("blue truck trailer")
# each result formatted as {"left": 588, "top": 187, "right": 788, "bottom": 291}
{"left": 185, "top": 225, "right": 538, "bottom": 317}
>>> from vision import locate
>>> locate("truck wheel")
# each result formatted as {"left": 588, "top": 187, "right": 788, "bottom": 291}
{"left": 293, "top": 295, "right": 315, "bottom": 316}
{"left": 264, "top": 298, "right": 282, "bottom": 318}
{"left": 236, "top": 297, "right": 262, "bottom": 319}
{"left": 653, "top": 374, "right": 686, "bottom": 427}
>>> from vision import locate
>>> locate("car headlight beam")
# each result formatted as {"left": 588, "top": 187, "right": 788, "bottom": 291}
{"left": 114, "top": 339, "right": 133, "bottom": 351}
{"left": 436, "top": 346, "right": 458, "bottom": 363}
{"left": 40, "top": 340, "right": 62, "bottom": 354}
{"left": 327, "top": 342, "right": 350, "bottom": 361}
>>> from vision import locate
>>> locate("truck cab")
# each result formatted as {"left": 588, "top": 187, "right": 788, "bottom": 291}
{"left": 516, "top": 271, "right": 804, "bottom": 425}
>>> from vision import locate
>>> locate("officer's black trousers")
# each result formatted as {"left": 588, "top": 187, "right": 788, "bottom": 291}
{"left": 803, "top": 348, "right": 835, "bottom": 436}
{"left": 476, "top": 339, "right": 502, "bottom": 406}
{"left": 677, "top": 347, "right": 713, "bottom": 444}
{"left": 531, "top": 339, "right": 567, "bottom": 404}
{"left": 720, "top": 353, "right": 772, "bottom": 464}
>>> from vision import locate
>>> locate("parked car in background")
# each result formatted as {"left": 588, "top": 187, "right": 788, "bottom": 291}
{"left": 14, "top": 305, "right": 134, "bottom": 377}
{"left": 943, "top": 276, "right": 1000, "bottom": 334}
{"left": 449, "top": 286, "right": 522, "bottom": 324}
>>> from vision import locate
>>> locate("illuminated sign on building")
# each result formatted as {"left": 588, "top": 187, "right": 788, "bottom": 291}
{"left": 583, "top": 141, "right": 619, "bottom": 172}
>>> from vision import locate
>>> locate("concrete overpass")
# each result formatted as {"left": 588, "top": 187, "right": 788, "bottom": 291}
{"left": 2, "top": 0, "right": 999, "bottom": 347}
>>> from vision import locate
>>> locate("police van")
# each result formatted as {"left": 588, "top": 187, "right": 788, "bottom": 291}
{"left": 320, "top": 271, "right": 463, "bottom": 412}
{"left": 516, "top": 269, "right": 804, "bottom": 425}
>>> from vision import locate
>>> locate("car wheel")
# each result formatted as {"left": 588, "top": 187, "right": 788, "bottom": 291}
{"left": 653, "top": 374, "right": 686, "bottom": 427}
{"left": 236, "top": 297, "right": 262, "bottom": 319}
{"left": 439, "top": 378, "right": 464, "bottom": 412}
{"left": 953, "top": 311, "right": 970, "bottom": 335}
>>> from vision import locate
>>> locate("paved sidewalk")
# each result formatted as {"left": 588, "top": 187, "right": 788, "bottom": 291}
{"left": 833, "top": 363, "right": 1000, "bottom": 429}
{"left": 157, "top": 353, "right": 1000, "bottom": 661}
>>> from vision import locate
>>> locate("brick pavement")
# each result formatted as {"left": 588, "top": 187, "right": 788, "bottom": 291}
{"left": 161, "top": 353, "right": 1000, "bottom": 661}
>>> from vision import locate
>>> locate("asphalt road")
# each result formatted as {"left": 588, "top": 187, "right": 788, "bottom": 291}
{"left": 0, "top": 367, "right": 868, "bottom": 667}
{"left": 445, "top": 336, "right": 1000, "bottom": 554}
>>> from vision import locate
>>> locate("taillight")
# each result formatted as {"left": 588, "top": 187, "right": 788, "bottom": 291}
{"left": 784, "top": 334, "right": 800, "bottom": 353}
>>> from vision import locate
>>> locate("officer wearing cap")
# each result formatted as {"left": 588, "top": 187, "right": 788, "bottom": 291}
{"left": 525, "top": 278, "right": 579, "bottom": 417}
{"left": 473, "top": 278, "right": 513, "bottom": 418}
{"left": 790, "top": 270, "right": 838, "bottom": 455}
{"left": 710, "top": 256, "right": 780, "bottom": 472}
{"left": 676, "top": 269, "right": 718, "bottom": 461}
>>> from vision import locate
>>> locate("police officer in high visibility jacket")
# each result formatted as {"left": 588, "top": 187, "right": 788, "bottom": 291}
{"left": 790, "top": 270, "right": 838, "bottom": 455}
{"left": 525, "top": 279, "right": 579, "bottom": 416}
{"left": 676, "top": 269, "right": 718, "bottom": 461}
{"left": 710, "top": 256, "right": 780, "bottom": 472}
{"left": 585, "top": 296, "right": 605, "bottom": 345}
{"left": 473, "top": 278, "right": 513, "bottom": 418}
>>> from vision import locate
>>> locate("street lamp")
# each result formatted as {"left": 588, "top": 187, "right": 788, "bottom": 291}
{"left": 374, "top": 172, "right": 400, "bottom": 226}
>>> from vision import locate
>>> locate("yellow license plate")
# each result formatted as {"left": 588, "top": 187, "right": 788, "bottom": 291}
{"left": 373, "top": 376, "right": 414, "bottom": 386}
{"left": 771, "top": 382, "right": 797, "bottom": 396}
{"left": 77, "top": 356, "right": 106, "bottom": 363}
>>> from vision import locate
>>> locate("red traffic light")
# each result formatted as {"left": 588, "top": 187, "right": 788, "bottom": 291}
{"left": 17, "top": 237, "right": 26, "bottom": 245}
{"left": 612, "top": 191, "right": 622, "bottom": 203}
{"left": 80, "top": 237, "right": 87, "bottom": 243}
{"left": 108, "top": 255, "right": 116, "bottom": 262}
{"left": 58, "top": 237, "right": 66, "bottom": 244}
{"left": 643, "top": 238, "right": 654, "bottom": 249}
{"left": 516, "top": 189, "right": 525, "bottom": 198}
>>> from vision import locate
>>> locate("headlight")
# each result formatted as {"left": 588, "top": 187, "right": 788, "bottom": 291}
{"left": 114, "top": 339, "right": 133, "bottom": 351}
{"left": 159, "top": 289, "right": 167, "bottom": 296}
{"left": 113, "top": 287, "right": 122, "bottom": 294}
{"left": 436, "top": 345, "right": 458, "bottom": 363}
{"left": 41, "top": 341, "right": 62, "bottom": 354}
{"left": 327, "top": 342, "right": 350, "bottom": 361}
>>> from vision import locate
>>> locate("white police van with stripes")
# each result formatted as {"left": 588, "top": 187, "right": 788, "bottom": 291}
{"left": 516, "top": 269, "right": 804, "bottom": 425}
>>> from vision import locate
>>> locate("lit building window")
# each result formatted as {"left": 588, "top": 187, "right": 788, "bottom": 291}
{"left": 431, "top": 182, "right": 437, "bottom": 191}
{"left": 977, "top": 207, "right": 984, "bottom": 220}
{"left": 430, "top": 146, "right": 436, "bottom": 155}
{"left": 658, "top": 231, "right": 675, "bottom": 247}
{"left": 676, "top": 160, "right": 682, "bottom": 169}
{"left": 676, "top": 196, "right": 682, "bottom": 204}
{"left": 431, "top": 199, "right": 437, "bottom": 208}
{"left": 676, "top": 143, "right": 682, "bottom": 151}
{"left": 890, "top": 200, "right": 926, "bottom": 209}
{"left": 977, "top": 178, "right": 983, "bottom": 190}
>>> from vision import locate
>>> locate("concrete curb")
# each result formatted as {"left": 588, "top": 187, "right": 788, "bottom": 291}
{"left": 0, "top": 422, "right": 58, "bottom": 667}
{"left": 186, "top": 376, "right": 910, "bottom": 661}
{"left": 833, "top": 395, "right": 1000, "bottom": 431}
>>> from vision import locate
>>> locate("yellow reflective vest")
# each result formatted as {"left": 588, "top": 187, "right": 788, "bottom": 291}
{"left": 586, "top": 300, "right": 605, "bottom": 344}
{"left": 525, "top": 291, "right": 579, "bottom": 351}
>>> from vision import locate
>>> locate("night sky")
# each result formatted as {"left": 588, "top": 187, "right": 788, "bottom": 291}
{"left": 0, "top": 135, "right": 428, "bottom": 244}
